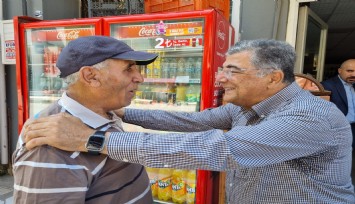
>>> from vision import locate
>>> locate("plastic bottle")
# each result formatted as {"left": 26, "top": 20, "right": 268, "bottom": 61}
{"left": 158, "top": 168, "right": 173, "bottom": 201}
{"left": 194, "top": 57, "right": 202, "bottom": 79}
{"left": 186, "top": 85, "right": 198, "bottom": 103}
{"left": 186, "top": 170, "right": 196, "bottom": 204}
{"left": 176, "top": 84, "right": 187, "bottom": 103}
{"left": 169, "top": 58, "right": 178, "bottom": 78}
{"left": 161, "top": 58, "right": 169, "bottom": 78}
{"left": 167, "top": 84, "right": 176, "bottom": 104}
{"left": 172, "top": 169, "right": 188, "bottom": 204}
{"left": 153, "top": 56, "right": 161, "bottom": 78}
{"left": 186, "top": 57, "right": 195, "bottom": 79}
{"left": 146, "top": 62, "right": 154, "bottom": 78}
{"left": 142, "top": 84, "right": 152, "bottom": 100}
{"left": 146, "top": 167, "right": 159, "bottom": 198}
{"left": 177, "top": 57, "right": 186, "bottom": 76}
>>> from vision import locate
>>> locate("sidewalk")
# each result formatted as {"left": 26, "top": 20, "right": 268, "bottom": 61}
{"left": 0, "top": 174, "right": 14, "bottom": 204}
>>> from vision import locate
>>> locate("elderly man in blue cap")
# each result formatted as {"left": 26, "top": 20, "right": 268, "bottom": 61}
{"left": 12, "top": 36, "right": 157, "bottom": 204}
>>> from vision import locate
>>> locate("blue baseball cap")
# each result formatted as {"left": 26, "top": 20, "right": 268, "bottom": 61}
{"left": 56, "top": 36, "right": 158, "bottom": 78}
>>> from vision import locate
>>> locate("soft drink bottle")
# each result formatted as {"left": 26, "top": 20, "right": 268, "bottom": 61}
{"left": 186, "top": 57, "right": 195, "bottom": 79}
{"left": 194, "top": 57, "right": 202, "bottom": 79}
{"left": 146, "top": 167, "right": 159, "bottom": 198}
{"left": 43, "top": 48, "right": 50, "bottom": 74}
{"left": 186, "top": 170, "right": 197, "bottom": 204}
{"left": 186, "top": 85, "right": 198, "bottom": 103}
{"left": 176, "top": 84, "right": 187, "bottom": 103}
{"left": 153, "top": 56, "right": 161, "bottom": 78}
{"left": 177, "top": 57, "right": 186, "bottom": 76}
{"left": 158, "top": 168, "right": 173, "bottom": 201}
{"left": 169, "top": 58, "right": 178, "bottom": 78}
{"left": 146, "top": 62, "right": 154, "bottom": 78}
{"left": 161, "top": 58, "right": 169, "bottom": 78}
{"left": 172, "top": 169, "right": 188, "bottom": 204}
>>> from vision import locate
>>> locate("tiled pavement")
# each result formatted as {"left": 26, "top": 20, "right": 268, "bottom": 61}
{"left": 0, "top": 174, "right": 13, "bottom": 204}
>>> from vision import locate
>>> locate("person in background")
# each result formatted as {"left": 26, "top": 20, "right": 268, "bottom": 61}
{"left": 12, "top": 36, "right": 157, "bottom": 203}
{"left": 23, "top": 39, "right": 355, "bottom": 203}
{"left": 321, "top": 59, "right": 355, "bottom": 183}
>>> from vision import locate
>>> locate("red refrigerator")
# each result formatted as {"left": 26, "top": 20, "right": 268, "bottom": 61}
{"left": 14, "top": 16, "right": 103, "bottom": 131}
{"left": 102, "top": 9, "right": 235, "bottom": 204}
{"left": 14, "top": 9, "right": 234, "bottom": 204}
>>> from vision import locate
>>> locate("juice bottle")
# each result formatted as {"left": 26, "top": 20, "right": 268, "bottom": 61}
{"left": 158, "top": 168, "right": 173, "bottom": 201}
{"left": 146, "top": 62, "right": 154, "bottom": 78}
{"left": 176, "top": 84, "right": 187, "bottom": 103}
{"left": 186, "top": 170, "right": 197, "bottom": 204}
{"left": 172, "top": 169, "right": 188, "bottom": 204}
{"left": 146, "top": 167, "right": 159, "bottom": 198}
{"left": 153, "top": 56, "right": 161, "bottom": 78}
{"left": 167, "top": 84, "right": 176, "bottom": 104}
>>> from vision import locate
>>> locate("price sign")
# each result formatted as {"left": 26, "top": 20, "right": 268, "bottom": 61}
{"left": 155, "top": 38, "right": 199, "bottom": 49}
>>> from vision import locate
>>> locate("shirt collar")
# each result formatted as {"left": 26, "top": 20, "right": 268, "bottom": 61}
{"left": 58, "top": 92, "right": 120, "bottom": 129}
{"left": 250, "top": 82, "right": 302, "bottom": 118}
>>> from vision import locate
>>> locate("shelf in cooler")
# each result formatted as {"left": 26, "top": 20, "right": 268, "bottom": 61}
{"left": 144, "top": 78, "right": 200, "bottom": 84}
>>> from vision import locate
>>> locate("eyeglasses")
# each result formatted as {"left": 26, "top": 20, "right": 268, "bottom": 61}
{"left": 217, "top": 66, "right": 275, "bottom": 79}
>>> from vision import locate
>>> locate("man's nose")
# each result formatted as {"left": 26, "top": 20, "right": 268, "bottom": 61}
{"left": 133, "top": 70, "right": 144, "bottom": 83}
{"left": 216, "top": 71, "right": 228, "bottom": 82}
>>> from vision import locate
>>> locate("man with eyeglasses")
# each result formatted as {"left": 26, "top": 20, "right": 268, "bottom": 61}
{"left": 22, "top": 39, "right": 355, "bottom": 203}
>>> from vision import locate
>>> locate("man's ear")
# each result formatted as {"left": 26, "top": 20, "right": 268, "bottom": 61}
{"left": 79, "top": 66, "right": 102, "bottom": 87}
{"left": 269, "top": 70, "right": 284, "bottom": 85}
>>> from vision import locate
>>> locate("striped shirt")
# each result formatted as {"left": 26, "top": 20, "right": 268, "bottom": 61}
{"left": 108, "top": 82, "right": 355, "bottom": 203}
{"left": 12, "top": 92, "right": 152, "bottom": 204}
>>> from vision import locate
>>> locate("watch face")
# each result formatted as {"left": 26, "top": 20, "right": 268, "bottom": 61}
{"left": 87, "top": 136, "right": 105, "bottom": 150}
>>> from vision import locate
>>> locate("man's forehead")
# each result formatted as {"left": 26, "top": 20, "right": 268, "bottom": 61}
{"left": 341, "top": 59, "right": 355, "bottom": 68}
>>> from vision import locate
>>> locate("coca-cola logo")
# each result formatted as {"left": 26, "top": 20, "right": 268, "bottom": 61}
{"left": 57, "top": 30, "right": 80, "bottom": 40}
{"left": 139, "top": 27, "right": 158, "bottom": 37}
{"left": 217, "top": 20, "right": 227, "bottom": 49}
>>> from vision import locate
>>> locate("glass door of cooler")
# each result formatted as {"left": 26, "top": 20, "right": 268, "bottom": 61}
{"left": 24, "top": 26, "right": 96, "bottom": 117}
{"left": 110, "top": 19, "right": 204, "bottom": 204}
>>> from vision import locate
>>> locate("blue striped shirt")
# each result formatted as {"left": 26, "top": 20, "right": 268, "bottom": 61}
{"left": 108, "top": 82, "right": 355, "bottom": 203}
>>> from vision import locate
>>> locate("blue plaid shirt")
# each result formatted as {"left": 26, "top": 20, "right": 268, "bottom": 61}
{"left": 107, "top": 82, "right": 355, "bottom": 203}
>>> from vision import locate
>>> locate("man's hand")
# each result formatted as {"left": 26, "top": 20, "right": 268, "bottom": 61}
{"left": 23, "top": 112, "right": 95, "bottom": 152}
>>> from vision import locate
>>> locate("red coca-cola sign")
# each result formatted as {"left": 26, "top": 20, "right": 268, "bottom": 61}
{"left": 31, "top": 28, "right": 95, "bottom": 42}
{"left": 217, "top": 20, "right": 227, "bottom": 50}
{"left": 138, "top": 27, "right": 158, "bottom": 37}
{"left": 56, "top": 30, "right": 80, "bottom": 40}
{"left": 116, "top": 22, "right": 203, "bottom": 38}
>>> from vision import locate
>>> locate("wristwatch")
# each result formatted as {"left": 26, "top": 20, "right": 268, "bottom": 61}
{"left": 85, "top": 130, "right": 106, "bottom": 155}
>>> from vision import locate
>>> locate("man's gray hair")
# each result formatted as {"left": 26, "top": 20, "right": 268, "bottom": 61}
{"left": 62, "top": 59, "right": 110, "bottom": 86}
{"left": 227, "top": 39, "right": 296, "bottom": 83}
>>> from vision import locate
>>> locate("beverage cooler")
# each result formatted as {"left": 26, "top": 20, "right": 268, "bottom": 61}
{"left": 13, "top": 16, "right": 103, "bottom": 131}
{"left": 14, "top": 9, "right": 235, "bottom": 204}
{"left": 103, "top": 9, "right": 234, "bottom": 204}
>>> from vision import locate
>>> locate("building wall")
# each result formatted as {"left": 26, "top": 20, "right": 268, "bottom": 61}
{"left": 2, "top": 0, "right": 25, "bottom": 155}
{"left": 239, "top": 0, "right": 289, "bottom": 41}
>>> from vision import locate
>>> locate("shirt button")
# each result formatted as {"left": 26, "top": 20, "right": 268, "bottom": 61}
{"left": 164, "top": 164, "right": 170, "bottom": 168}
{"left": 229, "top": 183, "right": 233, "bottom": 187}
{"left": 260, "top": 114, "right": 265, "bottom": 118}
{"left": 123, "top": 158, "right": 128, "bottom": 162}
